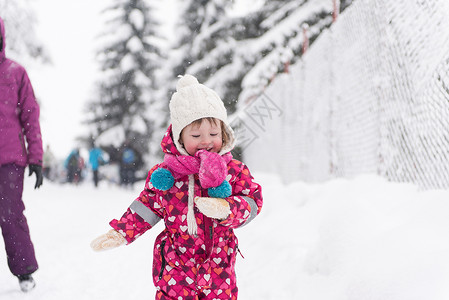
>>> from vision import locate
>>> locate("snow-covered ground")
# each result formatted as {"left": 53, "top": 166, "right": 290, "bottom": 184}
{"left": 1, "top": 172, "right": 449, "bottom": 299}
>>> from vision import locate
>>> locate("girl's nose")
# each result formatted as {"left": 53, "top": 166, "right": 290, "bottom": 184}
{"left": 200, "top": 137, "right": 212, "bottom": 146}
{"left": 200, "top": 139, "right": 210, "bottom": 145}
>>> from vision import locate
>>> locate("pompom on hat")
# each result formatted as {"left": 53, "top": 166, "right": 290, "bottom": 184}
{"left": 169, "top": 74, "right": 235, "bottom": 155}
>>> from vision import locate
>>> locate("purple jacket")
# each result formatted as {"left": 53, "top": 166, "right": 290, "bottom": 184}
{"left": 0, "top": 17, "right": 43, "bottom": 167}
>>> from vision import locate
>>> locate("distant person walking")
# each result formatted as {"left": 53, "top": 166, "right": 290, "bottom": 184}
{"left": 65, "top": 148, "right": 83, "bottom": 184}
{"left": 0, "top": 16, "right": 43, "bottom": 292}
{"left": 42, "top": 144, "right": 56, "bottom": 180}
{"left": 88, "top": 142, "right": 106, "bottom": 187}
{"left": 119, "top": 141, "right": 141, "bottom": 188}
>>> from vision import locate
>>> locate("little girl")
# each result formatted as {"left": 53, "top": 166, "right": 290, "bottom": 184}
{"left": 91, "top": 74, "right": 263, "bottom": 300}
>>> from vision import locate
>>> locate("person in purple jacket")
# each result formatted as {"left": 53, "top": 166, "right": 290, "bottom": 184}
{"left": 0, "top": 16, "right": 43, "bottom": 293}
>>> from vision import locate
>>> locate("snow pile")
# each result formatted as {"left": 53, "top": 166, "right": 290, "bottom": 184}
{"left": 239, "top": 174, "right": 449, "bottom": 299}
{"left": 1, "top": 174, "right": 449, "bottom": 299}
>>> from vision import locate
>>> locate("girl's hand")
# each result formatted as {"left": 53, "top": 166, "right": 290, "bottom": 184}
{"left": 194, "top": 197, "right": 230, "bottom": 220}
{"left": 90, "top": 229, "right": 126, "bottom": 251}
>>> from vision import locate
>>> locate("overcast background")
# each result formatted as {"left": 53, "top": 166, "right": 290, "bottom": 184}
{"left": 27, "top": 0, "right": 176, "bottom": 159}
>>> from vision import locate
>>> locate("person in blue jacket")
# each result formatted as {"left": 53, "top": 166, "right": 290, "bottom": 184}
{"left": 119, "top": 141, "right": 142, "bottom": 188}
{"left": 88, "top": 142, "right": 106, "bottom": 187}
{"left": 64, "top": 148, "right": 83, "bottom": 183}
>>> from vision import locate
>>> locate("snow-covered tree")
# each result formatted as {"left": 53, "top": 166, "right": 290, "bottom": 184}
{"left": 157, "top": 0, "right": 353, "bottom": 160}
{"left": 168, "top": 0, "right": 232, "bottom": 92}
{"left": 175, "top": 0, "right": 353, "bottom": 113}
{"left": 0, "top": 0, "right": 49, "bottom": 63}
{"left": 84, "top": 0, "right": 354, "bottom": 163}
{"left": 84, "top": 0, "right": 163, "bottom": 160}
{"left": 149, "top": 0, "right": 235, "bottom": 157}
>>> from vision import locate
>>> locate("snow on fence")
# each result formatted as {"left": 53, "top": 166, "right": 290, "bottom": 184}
{"left": 234, "top": 0, "right": 449, "bottom": 189}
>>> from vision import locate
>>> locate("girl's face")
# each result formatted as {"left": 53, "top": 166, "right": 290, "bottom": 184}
{"left": 180, "top": 119, "right": 223, "bottom": 156}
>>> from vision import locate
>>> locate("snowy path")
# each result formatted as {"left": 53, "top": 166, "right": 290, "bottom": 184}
{"left": 1, "top": 173, "right": 449, "bottom": 299}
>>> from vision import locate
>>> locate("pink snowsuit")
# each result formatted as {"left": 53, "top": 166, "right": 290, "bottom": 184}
{"left": 110, "top": 126, "right": 263, "bottom": 300}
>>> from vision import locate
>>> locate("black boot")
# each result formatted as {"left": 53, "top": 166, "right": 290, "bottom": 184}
{"left": 17, "top": 274, "right": 36, "bottom": 292}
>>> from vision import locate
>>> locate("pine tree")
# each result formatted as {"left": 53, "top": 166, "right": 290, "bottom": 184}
{"left": 169, "top": 0, "right": 232, "bottom": 91}
{"left": 184, "top": 0, "right": 332, "bottom": 113}
{"left": 177, "top": 0, "right": 353, "bottom": 113}
{"left": 0, "top": 0, "right": 49, "bottom": 63}
{"left": 85, "top": 0, "right": 163, "bottom": 160}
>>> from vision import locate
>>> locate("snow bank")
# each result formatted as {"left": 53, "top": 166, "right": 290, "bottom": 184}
{"left": 1, "top": 174, "right": 449, "bottom": 299}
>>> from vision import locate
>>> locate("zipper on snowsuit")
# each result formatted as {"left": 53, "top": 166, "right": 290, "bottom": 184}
{"left": 19, "top": 132, "right": 26, "bottom": 156}
{"left": 158, "top": 240, "right": 167, "bottom": 280}
{"left": 199, "top": 183, "right": 214, "bottom": 260}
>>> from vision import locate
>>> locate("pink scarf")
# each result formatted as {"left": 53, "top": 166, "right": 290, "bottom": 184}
{"left": 164, "top": 150, "right": 232, "bottom": 236}
{"left": 164, "top": 150, "right": 232, "bottom": 188}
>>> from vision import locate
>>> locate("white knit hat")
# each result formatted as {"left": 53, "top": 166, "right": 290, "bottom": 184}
{"left": 170, "top": 74, "right": 235, "bottom": 155}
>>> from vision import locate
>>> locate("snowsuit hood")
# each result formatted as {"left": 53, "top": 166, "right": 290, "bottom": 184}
{"left": 0, "top": 16, "right": 43, "bottom": 167}
{"left": 160, "top": 125, "right": 184, "bottom": 157}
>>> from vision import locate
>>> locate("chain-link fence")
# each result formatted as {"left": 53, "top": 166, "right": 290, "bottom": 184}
{"left": 236, "top": 0, "right": 449, "bottom": 189}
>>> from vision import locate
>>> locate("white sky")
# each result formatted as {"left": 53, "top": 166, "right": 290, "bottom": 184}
{"left": 27, "top": 0, "right": 109, "bottom": 159}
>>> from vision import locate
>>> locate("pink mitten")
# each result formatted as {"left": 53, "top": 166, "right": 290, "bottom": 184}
{"left": 196, "top": 150, "right": 227, "bottom": 188}
{"left": 194, "top": 197, "right": 231, "bottom": 220}
{"left": 90, "top": 229, "right": 126, "bottom": 251}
